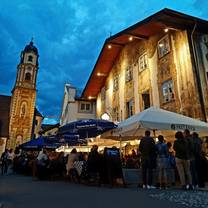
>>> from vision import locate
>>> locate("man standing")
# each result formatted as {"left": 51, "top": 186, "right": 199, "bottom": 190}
{"left": 1, "top": 149, "right": 9, "bottom": 175}
{"left": 139, "top": 130, "right": 156, "bottom": 189}
{"left": 174, "top": 131, "right": 192, "bottom": 190}
{"left": 184, "top": 129, "right": 195, "bottom": 189}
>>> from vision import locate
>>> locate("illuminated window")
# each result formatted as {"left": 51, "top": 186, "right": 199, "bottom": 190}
{"left": 125, "top": 66, "right": 133, "bottom": 82}
{"left": 158, "top": 35, "right": 170, "bottom": 58}
{"left": 162, "top": 80, "right": 174, "bottom": 103}
{"left": 113, "top": 75, "right": 119, "bottom": 91}
{"left": 139, "top": 52, "right": 148, "bottom": 72}
{"left": 126, "top": 99, "right": 134, "bottom": 118}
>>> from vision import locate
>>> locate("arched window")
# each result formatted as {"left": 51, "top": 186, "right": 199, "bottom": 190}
{"left": 25, "top": 72, "right": 31, "bottom": 81}
{"left": 28, "top": 55, "right": 33, "bottom": 62}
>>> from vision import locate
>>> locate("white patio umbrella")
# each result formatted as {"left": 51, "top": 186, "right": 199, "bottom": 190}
{"left": 101, "top": 106, "right": 208, "bottom": 140}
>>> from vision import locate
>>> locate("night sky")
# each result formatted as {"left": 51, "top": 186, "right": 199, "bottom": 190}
{"left": 0, "top": 0, "right": 207, "bottom": 124}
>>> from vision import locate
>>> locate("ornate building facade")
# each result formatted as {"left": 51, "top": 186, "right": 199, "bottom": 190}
{"left": 0, "top": 40, "right": 41, "bottom": 151}
{"left": 82, "top": 9, "right": 208, "bottom": 124}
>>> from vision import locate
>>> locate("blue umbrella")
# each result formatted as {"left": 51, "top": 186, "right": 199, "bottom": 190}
{"left": 20, "top": 136, "right": 59, "bottom": 149}
{"left": 58, "top": 119, "right": 117, "bottom": 139}
{"left": 45, "top": 134, "right": 87, "bottom": 146}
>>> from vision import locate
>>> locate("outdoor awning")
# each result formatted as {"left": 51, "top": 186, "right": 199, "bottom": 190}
{"left": 101, "top": 107, "right": 208, "bottom": 140}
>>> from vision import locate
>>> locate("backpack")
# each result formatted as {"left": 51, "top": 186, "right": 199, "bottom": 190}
{"left": 157, "top": 143, "right": 168, "bottom": 158}
{"left": 168, "top": 153, "right": 176, "bottom": 168}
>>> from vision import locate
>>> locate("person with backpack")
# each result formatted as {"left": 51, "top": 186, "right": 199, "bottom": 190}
{"left": 167, "top": 142, "right": 176, "bottom": 186}
{"left": 156, "top": 135, "right": 169, "bottom": 189}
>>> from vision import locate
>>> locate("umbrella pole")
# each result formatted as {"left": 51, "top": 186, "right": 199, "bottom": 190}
{"left": 153, "top": 130, "right": 156, "bottom": 141}
{"left": 119, "top": 135, "right": 122, "bottom": 154}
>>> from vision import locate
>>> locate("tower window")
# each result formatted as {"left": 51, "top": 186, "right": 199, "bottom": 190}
{"left": 25, "top": 72, "right": 31, "bottom": 81}
{"left": 28, "top": 55, "right": 33, "bottom": 62}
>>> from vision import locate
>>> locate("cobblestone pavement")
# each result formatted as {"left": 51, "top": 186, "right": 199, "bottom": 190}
{"left": 150, "top": 190, "right": 208, "bottom": 208}
{"left": 0, "top": 174, "right": 207, "bottom": 208}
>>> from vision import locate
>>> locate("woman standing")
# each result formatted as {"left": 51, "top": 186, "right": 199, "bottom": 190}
{"left": 66, "top": 148, "right": 78, "bottom": 176}
{"left": 156, "top": 135, "right": 168, "bottom": 189}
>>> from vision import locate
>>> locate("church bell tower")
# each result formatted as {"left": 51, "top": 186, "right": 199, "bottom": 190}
{"left": 8, "top": 40, "right": 39, "bottom": 148}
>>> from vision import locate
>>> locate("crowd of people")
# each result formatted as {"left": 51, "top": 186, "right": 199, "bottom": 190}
{"left": 138, "top": 130, "right": 208, "bottom": 190}
{"left": 0, "top": 129, "right": 207, "bottom": 190}
{"left": 0, "top": 145, "right": 123, "bottom": 186}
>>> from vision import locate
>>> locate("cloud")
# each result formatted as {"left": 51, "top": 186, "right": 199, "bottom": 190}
{"left": 0, "top": 0, "right": 207, "bottom": 121}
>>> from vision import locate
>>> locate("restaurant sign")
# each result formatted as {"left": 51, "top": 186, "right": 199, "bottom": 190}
{"left": 170, "top": 124, "right": 196, "bottom": 131}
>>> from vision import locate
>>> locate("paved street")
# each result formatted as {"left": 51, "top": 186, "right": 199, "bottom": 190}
{"left": 0, "top": 174, "right": 207, "bottom": 208}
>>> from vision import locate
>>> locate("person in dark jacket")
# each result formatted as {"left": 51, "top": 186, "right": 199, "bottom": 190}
{"left": 184, "top": 129, "right": 198, "bottom": 189}
{"left": 87, "top": 145, "right": 101, "bottom": 182}
{"left": 173, "top": 131, "right": 192, "bottom": 190}
{"left": 1, "top": 149, "right": 9, "bottom": 175}
{"left": 139, "top": 130, "right": 156, "bottom": 189}
{"left": 191, "top": 132, "right": 204, "bottom": 188}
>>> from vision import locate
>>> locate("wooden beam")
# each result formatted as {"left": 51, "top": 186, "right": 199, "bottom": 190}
{"left": 125, "top": 32, "right": 149, "bottom": 40}
{"left": 107, "top": 42, "right": 125, "bottom": 47}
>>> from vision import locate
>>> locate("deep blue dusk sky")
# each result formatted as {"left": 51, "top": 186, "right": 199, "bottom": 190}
{"left": 0, "top": 0, "right": 207, "bottom": 124}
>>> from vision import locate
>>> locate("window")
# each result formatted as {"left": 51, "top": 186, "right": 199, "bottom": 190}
{"left": 79, "top": 102, "right": 92, "bottom": 113}
{"left": 142, "top": 92, "right": 150, "bottom": 110}
{"left": 139, "top": 52, "right": 148, "bottom": 72}
{"left": 126, "top": 99, "right": 134, "bottom": 118}
{"left": 28, "top": 55, "right": 33, "bottom": 62}
{"left": 113, "top": 75, "right": 119, "bottom": 91}
{"left": 80, "top": 103, "right": 85, "bottom": 110}
{"left": 86, "top": 103, "right": 90, "bottom": 111}
{"left": 162, "top": 80, "right": 174, "bottom": 103}
{"left": 113, "top": 107, "right": 119, "bottom": 121}
{"left": 158, "top": 35, "right": 170, "bottom": 58}
{"left": 25, "top": 72, "right": 31, "bottom": 81}
{"left": 125, "top": 66, "right": 133, "bottom": 82}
